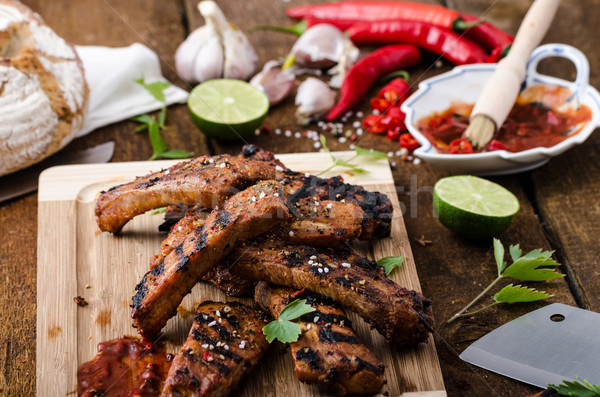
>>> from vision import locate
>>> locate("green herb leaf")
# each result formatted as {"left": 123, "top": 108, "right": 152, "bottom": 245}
{"left": 493, "top": 284, "right": 552, "bottom": 303}
{"left": 262, "top": 299, "right": 316, "bottom": 343}
{"left": 262, "top": 319, "right": 301, "bottom": 343}
{"left": 354, "top": 146, "right": 387, "bottom": 159}
{"left": 149, "top": 207, "right": 167, "bottom": 215}
{"left": 136, "top": 77, "right": 170, "bottom": 102}
{"left": 509, "top": 244, "right": 522, "bottom": 263}
{"left": 494, "top": 238, "right": 507, "bottom": 276}
{"left": 157, "top": 150, "right": 194, "bottom": 159}
{"left": 334, "top": 158, "right": 367, "bottom": 173}
{"left": 131, "top": 114, "right": 155, "bottom": 124}
{"left": 278, "top": 299, "right": 316, "bottom": 321}
{"left": 502, "top": 255, "right": 564, "bottom": 281}
{"left": 132, "top": 123, "right": 150, "bottom": 134}
{"left": 158, "top": 107, "right": 167, "bottom": 129}
{"left": 147, "top": 119, "right": 168, "bottom": 159}
{"left": 377, "top": 256, "right": 406, "bottom": 276}
{"left": 550, "top": 377, "right": 600, "bottom": 397}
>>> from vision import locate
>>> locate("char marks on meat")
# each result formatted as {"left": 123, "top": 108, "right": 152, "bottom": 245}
{"left": 255, "top": 283, "right": 385, "bottom": 396}
{"left": 95, "top": 154, "right": 279, "bottom": 233}
{"left": 162, "top": 301, "right": 269, "bottom": 397}
{"left": 131, "top": 181, "right": 289, "bottom": 337}
{"left": 221, "top": 238, "right": 433, "bottom": 345}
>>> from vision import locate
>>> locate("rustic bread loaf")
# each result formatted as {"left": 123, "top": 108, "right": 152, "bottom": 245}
{"left": 0, "top": 0, "right": 88, "bottom": 176}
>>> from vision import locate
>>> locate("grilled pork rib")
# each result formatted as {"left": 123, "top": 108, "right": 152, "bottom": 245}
{"left": 222, "top": 238, "right": 433, "bottom": 345}
{"left": 131, "top": 181, "right": 289, "bottom": 337}
{"left": 161, "top": 301, "right": 269, "bottom": 397}
{"left": 95, "top": 154, "right": 278, "bottom": 233}
{"left": 255, "top": 283, "right": 385, "bottom": 396}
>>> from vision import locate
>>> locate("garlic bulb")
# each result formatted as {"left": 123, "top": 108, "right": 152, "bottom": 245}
{"left": 290, "top": 24, "right": 359, "bottom": 69}
{"left": 250, "top": 61, "right": 296, "bottom": 105}
{"left": 295, "top": 77, "right": 336, "bottom": 125}
{"left": 174, "top": 1, "right": 257, "bottom": 84}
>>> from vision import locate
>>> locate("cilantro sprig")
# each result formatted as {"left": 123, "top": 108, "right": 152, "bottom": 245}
{"left": 133, "top": 78, "right": 194, "bottom": 161}
{"left": 377, "top": 256, "right": 406, "bottom": 276}
{"left": 447, "top": 238, "right": 563, "bottom": 323}
{"left": 262, "top": 299, "right": 316, "bottom": 343}
{"left": 550, "top": 378, "right": 600, "bottom": 396}
{"left": 317, "top": 136, "right": 387, "bottom": 176}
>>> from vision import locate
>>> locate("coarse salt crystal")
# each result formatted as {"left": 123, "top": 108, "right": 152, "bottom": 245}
{"left": 352, "top": 121, "right": 361, "bottom": 128}
{"left": 252, "top": 196, "right": 256, "bottom": 202}
{"left": 274, "top": 193, "right": 279, "bottom": 197}
{"left": 314, "top": 142, "right": 321, "bottom": 149}
{"left": 219, "top": 163, "right": 226, "bottom": 168}
{"left": 294, "top": 132, "right": 301, "bottom": 138}
{"left": 338, "top": 137, "right": 347, "bottom": 143}
{"left": 318, "top": 268, "right": 323, "bottom": 273}
{"left": 324, "top": 267, "right": 329, "bottom": 273}
{"left": 209, "top": 159, "right": 214, "bottom": 164}
{"left": 285, "top": 130, "right": 292, "bottom": 137}
{"left": 306, "top": 324, "right": 311, "bottom": 330}
{"left": 224, "top": 345, "right": 229, "bottom": 350}
{"left": 327, "top": 203, "right": 333, "bottom": 209}
{"left": 356, "top": 111, "right": 364, "bottom": 117}
{"left": 202, "top": 344, "right": 209, "bottom": 348}
{"left": 216, "top": 310, "right": 221, "bottom": 317}
{"left": 387, "top": 151, "right": 393, "bottom": 157}
{"left": 239, "top": 341, "right": 246, "bottom": 349}
{"left": 314, "top": 316, "right": 320, "bottom": 322}
{"left": 349, "top": 144, "right": 356, "bottom": 150}
{"left": 414, "top": 158, "right": 422, "bottom": 165}
{"left": 310, "top": 255, "right": 317, "bottom": 260}
{"left": 305, "top": 173, "right": 310, "bottom": 177}
{"left": 259, "top": 192, "right": 266, "bottom": 199}
{"left": 275, "top": 128, "right": 281, "bottom": 135}
{"left": 308, "top": 260, "right": 314, "bottom": 265}
{"left": 372, "top": 109, "right": 380, "bottom": 115}
{"left": 209, "top": 344, "right": 214, "bottom": 350}
{"left": 208, "top": 321, "right": 217, "bottom": 327}
{"left": 289, "top": 231, "right": 294, "bottom": 237}
{"left": 342, "top": 262, "right": 351, "bottom": 268}
{"left": 275, "top": 165, "right": 284, "bottom": 172}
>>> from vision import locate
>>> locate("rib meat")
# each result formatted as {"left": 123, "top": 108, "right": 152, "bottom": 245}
{"left": 131, "top": 181, "right": 289, "bottom": 337}
{"left": 161, "top": 301, "right": 269, "bottom": 397}
{"left": 95, "top": 154, "right": 279, "bottom": 233}
{"left": 222, "top": 238, "right": 433, "bottom": 345}
{"left": 255, "top": 283, "right": 385, "bottom": 396}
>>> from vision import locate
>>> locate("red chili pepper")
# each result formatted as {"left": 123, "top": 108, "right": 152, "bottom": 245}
{"left": 377, "top": 78, "right": 411, "bottom": 105}
{"left": 370, "top": 97, "right": 392, "bottom": 113}
{"left": 449, "top": 138, "right": 474, "bottom": 154}
{"left": 347, "top": 20, "right": 490, "bottom": 65}
{"left": 287, "top": 1, "right": 475, "bottom": 32}
{"left": 485, "top": 139, "right": 507, "bottom": 152}
{"left": 325, "top": 44, "right": 421, "bottom": 121}
{"left": 386, "top": 125, "right": 402, "bottom": 141}
{"left": 461, "top": 14, "right": 514, "bottom": 59}
{"left": 363, "top": 115, "right": 386, "bottom": 134}
{"left": 290, "top": 288, "right": 306, "bottom": 298}
{"left": 399, "top": 133, "right": 420, "bottom": 152}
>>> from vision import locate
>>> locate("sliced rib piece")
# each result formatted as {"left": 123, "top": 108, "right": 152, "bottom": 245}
{"left": 162, "top": 301, "right": 269, "bottom": 397}
{"left": 131, "top": 181, "right": 289, "bottom": 337}
{"left": 223, "top": 238, "right": 433, "bottom": 345}
{"left": 95, "top": 154, "right": 278, "bottom": 233}
{"left": 255, "top": 283, "right": 385, "bottom": 396}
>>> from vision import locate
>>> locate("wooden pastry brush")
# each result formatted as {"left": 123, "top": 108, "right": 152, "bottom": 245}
{"left": 463, "top": 0, "right": 560, "bottom": 149}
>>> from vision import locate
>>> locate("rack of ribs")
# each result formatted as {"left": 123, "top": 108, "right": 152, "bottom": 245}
{"left": 162, "top": 301, "right": 269, "bottom": 397}
{"left": 131, "top": 181, "right": 289, "bottom": 337}
{"left": 219, "top": 238, "right": 433, "bottom": 345}
{"left": 255, "top": 283, "right": 386, "bottom": 396}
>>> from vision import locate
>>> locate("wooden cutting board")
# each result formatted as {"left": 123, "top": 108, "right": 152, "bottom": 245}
{"left": 37, "top": 152, "right": 446, "bottom": 396}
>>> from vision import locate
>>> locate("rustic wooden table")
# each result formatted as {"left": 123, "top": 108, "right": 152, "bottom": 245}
{"left": 1, "top": 0, "right": 598, "bottom": 396}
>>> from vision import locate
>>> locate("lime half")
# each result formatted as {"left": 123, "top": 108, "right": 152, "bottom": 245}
{"left": 188, "top": 79, "right": 269, "bottom": 141}
{"left": 433, "top": 175, "right": 519, "bottom": 241}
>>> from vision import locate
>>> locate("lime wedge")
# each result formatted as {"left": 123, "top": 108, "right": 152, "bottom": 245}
{"left": 433, "top": 175, "right": 519, "bottom": 241}
{"left": 188, "top": 79, "right": 269, "bottom": 141}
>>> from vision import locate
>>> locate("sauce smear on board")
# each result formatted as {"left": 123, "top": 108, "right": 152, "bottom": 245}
{"left": 77, "top": 336, "right": 173, "bottom": 397}
{"left": 417, "top": 85, "right": 592, "bottom": 153}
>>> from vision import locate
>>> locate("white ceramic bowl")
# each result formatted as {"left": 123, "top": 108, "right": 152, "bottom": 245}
{"left": 401, "top": 44, "right": 600, "bottom": 175}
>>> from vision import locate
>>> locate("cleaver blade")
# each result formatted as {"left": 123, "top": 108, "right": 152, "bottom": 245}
{"left": 0, "top": 141, "right": 114, "bottom": 203}
{"left": 460, "top": 303, "right": 600, "bottom": 388}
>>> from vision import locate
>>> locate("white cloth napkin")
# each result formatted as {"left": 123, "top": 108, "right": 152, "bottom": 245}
{"left": 75, "top": 43, "right": 189, "bottom": 137}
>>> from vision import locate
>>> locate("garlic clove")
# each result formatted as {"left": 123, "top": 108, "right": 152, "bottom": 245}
{"left": 191, "top": 27, "right": 223, "bottom": 83}
{"left": 250, "top": 61, "right": 296, "bottom": 105}
{"left": 290, "top": 24, "right": 358, "bottom": 69}
{"left": 175, "top": 25, "right": 213, "bottom": 82}
{"left": 200, "top": 0, "right": 257, "bottom": 81}
{"left": 295, "top": 77, "right": 336, "bottom": 125}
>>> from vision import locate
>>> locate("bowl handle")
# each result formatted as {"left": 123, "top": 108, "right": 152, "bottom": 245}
{"left": 525, "top": 43, "right": 590, "bottom": 104}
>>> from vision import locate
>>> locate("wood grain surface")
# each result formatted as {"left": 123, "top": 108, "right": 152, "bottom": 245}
{"left": 1, "top": 0, "right": 598, "bottom": 396}
{"left": 37, "top": 154, "right": 444, "bottom": 396}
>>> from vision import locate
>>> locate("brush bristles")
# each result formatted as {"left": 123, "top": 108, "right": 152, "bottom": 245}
{"left": 463, "top": 115, "right": 496, "bottom": 149}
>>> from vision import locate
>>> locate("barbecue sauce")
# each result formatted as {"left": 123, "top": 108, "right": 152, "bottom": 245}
{"left": 77, "top": 336, "right": 173, "bottom": 397}
{"left": 417, "top": 84, "right": 592, "bottom": 153}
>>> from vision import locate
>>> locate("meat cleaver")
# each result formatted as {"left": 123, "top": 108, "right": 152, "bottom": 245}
{"left": 0, "top": 141, "right": 114, "bottom": 203}
{"left": 460, "top": 303, "right": 600, "bottom": 388}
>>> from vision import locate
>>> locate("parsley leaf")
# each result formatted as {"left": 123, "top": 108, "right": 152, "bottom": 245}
{"left": 377, "top": 256, "right": 406, "bottom": 276}
{"left": 317, "top": 136, "right": 388, "bottom": 176}
{"left": 262, "top": 299, "right": 316, "bottom": 343}
{"left": 447, "top": 239, "right": 563, "bottom": 323}
{"left": 550, "top": 377, "right": 600, "bottom": 397}
{"left": 136, "top": 77, "right": 170, "bottom": 102}
{"left": 493, "top": 284, "right": 552, "bottom": 303}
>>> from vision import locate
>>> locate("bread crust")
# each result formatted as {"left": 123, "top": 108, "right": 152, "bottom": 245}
{"left": 0, "top": 0, "right": 88, "bottom": 176}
